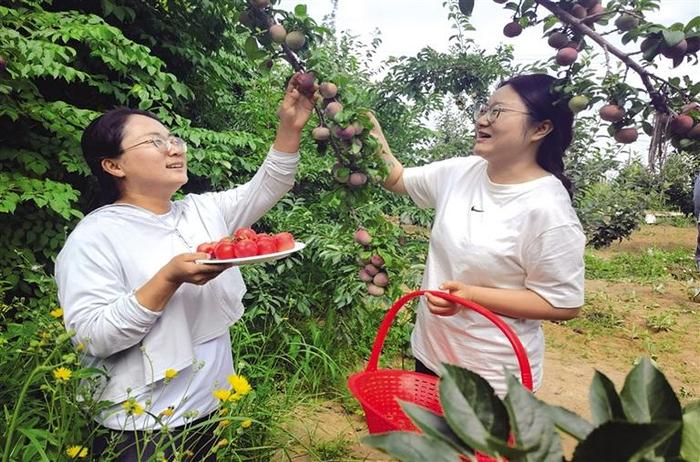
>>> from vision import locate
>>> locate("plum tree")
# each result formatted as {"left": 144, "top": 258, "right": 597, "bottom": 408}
{"left": 466, "top": 0, "right": 700, "bottom": 170}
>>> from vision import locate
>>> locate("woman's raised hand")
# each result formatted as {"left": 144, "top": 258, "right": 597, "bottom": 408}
{"left": 367, "top": 112, "right": 392, "bottom": 157}
{"left": 278, "top": 73, "right": 317, "bottom": 131}
{"left": 273, "top": 72, "right": 318, "bottom": 152}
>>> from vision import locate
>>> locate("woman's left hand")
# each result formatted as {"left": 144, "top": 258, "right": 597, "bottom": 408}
{"left": 425, "top": 281, "right": 473, "bottom": 316}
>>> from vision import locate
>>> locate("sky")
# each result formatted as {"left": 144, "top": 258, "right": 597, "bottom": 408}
{"left": 277, "top": 0, "right": 700, "bottom": 160}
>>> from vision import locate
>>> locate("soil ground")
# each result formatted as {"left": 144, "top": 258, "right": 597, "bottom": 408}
{"left": 274, "top": 224, "right": 700, "bottom": 461}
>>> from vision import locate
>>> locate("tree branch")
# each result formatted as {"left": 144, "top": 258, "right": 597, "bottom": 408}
{"left": 535, "top": 0, "right": 669, "bottom": 113}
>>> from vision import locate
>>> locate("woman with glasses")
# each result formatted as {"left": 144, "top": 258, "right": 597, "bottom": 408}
{"left": 370, "top": 73, "right": 585, "bottom": 396}
{"left": 54, "top": 74, "right": 316, "bottom": 460}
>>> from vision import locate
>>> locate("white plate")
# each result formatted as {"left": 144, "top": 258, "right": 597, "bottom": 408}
{"left": 196, "top": 242, "right": 306, "bottom": 265}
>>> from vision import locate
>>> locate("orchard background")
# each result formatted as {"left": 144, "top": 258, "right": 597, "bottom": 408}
{"left": 0, "top": 0, "right": 699, "bottom": 460}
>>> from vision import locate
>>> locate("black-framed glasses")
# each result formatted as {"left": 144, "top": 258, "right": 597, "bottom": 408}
{"left": 120, "top": 136, "right": 187, "bottom": 155}
{"left": 474, "top": 105, "right": 532, "bottom": 124}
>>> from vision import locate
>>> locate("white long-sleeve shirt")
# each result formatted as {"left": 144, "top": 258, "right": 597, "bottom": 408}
{"left": 55, "top": 149, "right": 299, "bottom": 414}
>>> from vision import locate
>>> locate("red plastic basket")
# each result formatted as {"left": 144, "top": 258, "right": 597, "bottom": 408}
{"left": 348, "top": 290, "right": 533, "bottom": 461}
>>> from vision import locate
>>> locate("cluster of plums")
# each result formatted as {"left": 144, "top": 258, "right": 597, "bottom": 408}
{"left": 353, "top": 228, "right": 390, "bottom": 297}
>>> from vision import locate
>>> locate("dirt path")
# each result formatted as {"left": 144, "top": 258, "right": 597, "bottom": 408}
{"left": 276, "top": 224, "right": 700, "bottom": 461}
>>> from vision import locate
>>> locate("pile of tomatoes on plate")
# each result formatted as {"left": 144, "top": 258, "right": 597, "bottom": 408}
{"left": 196, "top": 227, "right": 295, "bottom": 260}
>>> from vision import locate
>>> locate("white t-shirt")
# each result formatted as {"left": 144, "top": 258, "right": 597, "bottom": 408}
{"left": 403, "top": 156, "right": 585, "bottom": 395}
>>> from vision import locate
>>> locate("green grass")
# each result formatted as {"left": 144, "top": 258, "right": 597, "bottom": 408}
{"left": 561, "top": 291, "right": 626, "bottom": 335}
{"left": 585, "top": 248, "right": 695, "bottom": 282}
{"left": 645, "top": 311, "right": 677, "bottom": 332}
{"left": 310, "top": 437, "right": 353, "bottom": 461}
{"left": 655, "top": 215, "right": 696, "bottom": 228}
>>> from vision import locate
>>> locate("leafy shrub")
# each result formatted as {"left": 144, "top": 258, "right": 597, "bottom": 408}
{"left": 576, "top": 182, "right": 646, "bottom": 248}
{"left": 363, "top": 358, "right": 700, "bottom": 462}
{"left": 659, "top": 151, "right": 699, "bottom": 217}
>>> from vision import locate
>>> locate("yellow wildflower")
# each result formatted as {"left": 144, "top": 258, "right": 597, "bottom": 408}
{"left": 217, "top": 419, "right": 231, "bottom": 430}
{"left": 219, "top": 407, "right": 229, "bottom": 416}
{"left": 159, "top": 406, "right": 174, "bottom": 417}
{"left": 75, "top": 342, "right": 85, "bottom": 353}
{"left": 164, "top": 368, "right": 178, "bottom": 380}
{"left": 212, "top": 389, "right": 231, "bottom": 401}
{"left": 228, "top": 392, "right": 242, "bottom": 402}
{"left": 122, "top": 400, "right": 144, "bottom": 416}
{"left": 50, "top": 308, "right": 64, "bottom": 318}
{"left": 65, "top": 445, "right": 88, "bottom": 458}
{"left": 216, "top": 439, "right": 229, "bottom": 447}
{"left": 53, "top": 367, "right": 72, "bottom": 382}
{"left": 241, "top": 419, "right": 252, "bottom": 429}
{"left": 227, "top": 375, "right": 252, "bottom": 396}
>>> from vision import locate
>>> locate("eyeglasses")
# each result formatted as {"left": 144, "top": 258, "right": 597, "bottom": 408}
{"left": 474, "top": 105, "right": 532, "bottom": 125}
{"left": 120, "top": 135, "right": 187, "bottom": 155}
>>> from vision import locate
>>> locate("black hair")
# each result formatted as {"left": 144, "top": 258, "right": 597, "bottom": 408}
{"left": 81, "top": 107, "right": 160, "bottom": 205}
{"left": 498, "top": 74, "right": 574, "bottom": 198}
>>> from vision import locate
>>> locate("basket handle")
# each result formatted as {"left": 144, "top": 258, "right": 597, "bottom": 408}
{"left": 365, "top": 290, "right": 533, "bottom": 391}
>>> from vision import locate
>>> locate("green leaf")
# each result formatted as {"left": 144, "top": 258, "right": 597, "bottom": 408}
{"left": 662, "top": 30, "right": 685, "bottom": 47}
{"left": 294, "top": 4, "right": 308, "bottom": 17}
{"left": 505, "top": 375, "right": 563, "bottom": 462}
{"left": 544, "top": 404, "right": 594, "bottom": 441}
{"left": 521, "top": 0, "right": 535, "bottom": 13}
{"left": 244, "top": 36, "right": 260, "bottom": 60}
{"left": 73, "top": 367, "right": 110, "bottom": 379}
{"left": 620, "top": 358, "right": 682, "bottom": 423}
{"left": 572, "top": 421, "right": 681, "bottom": 462}
{"left": 439, "top": 363, "right": 509, "bottom": 452}
{"left": 589, "top": 370, "right": 625, "bottom": 425}
{"left": 399, "top": 400, "right": 474, "bottom": 456}
{"left": 458, "top": 0, "right": 474, "bottom": 17}
{"left": 682, "top": 401, "right": 700, "bottom": 462}
{"left": 362, "top": 432, "right": 461, "bottom": 462}
{"left": 16, "top": 428, "right": 51, "bottom": 462}
{"left": 643, "top": 41, "right": 661, "bottom": 60}
{"left": 620, "top": 358, "right": 683, "bottom": 457}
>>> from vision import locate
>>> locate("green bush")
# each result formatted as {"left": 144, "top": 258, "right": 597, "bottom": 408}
{"left": 575, "top": 182, "right": 646, "bottom": 248}
{"left": 364, "top": 358, "right": 700, "bottom": 462}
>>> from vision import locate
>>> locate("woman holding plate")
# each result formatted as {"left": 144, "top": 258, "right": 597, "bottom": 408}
{"left": 55, "top": 74, "right": 315, "bottom": 460}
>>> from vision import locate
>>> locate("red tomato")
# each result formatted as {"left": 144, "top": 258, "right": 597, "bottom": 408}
{"left": 274, "top": 232, "right": 295, "bottom": 251}
{"left": 254, "top": 232, "right": 270, "bottom": 241}
{"left": 214, "top": 241, "right": 236, "bottom": 260}
{"left": 233, "top": 227, "right": 256, "bottom": 241}
{"left": 233, "top": 239, "right": 258, "bottom": 258}
{"left": 196, "top": 242, "right": 216, "bottom": 257}
{"left": 256, "top": 237, "right": 277, "bottom": 255}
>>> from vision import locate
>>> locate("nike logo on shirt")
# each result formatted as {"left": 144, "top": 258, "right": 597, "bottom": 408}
{"left": 471, "top": 206, "right": 484, "bottom": 212}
